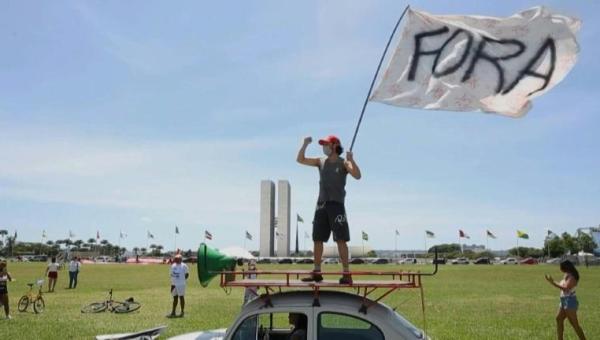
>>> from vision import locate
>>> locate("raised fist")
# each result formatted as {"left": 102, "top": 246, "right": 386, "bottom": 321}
{"left": 303, "top": 136, "right": 313, "bottom": 145}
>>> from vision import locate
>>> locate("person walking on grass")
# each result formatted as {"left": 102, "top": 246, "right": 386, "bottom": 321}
{"left": 68, "top": 257, "right": 81, "bottom": 289}
{"left": 297, "top": 135, "right": 361, "bottom": 284}
{"left": 45, "top": 257, "right": 59, "bottom": 292}
{"left": 545, "top": 259, "right": 587, "bottom": 340}
{"left": 0, "top": 260, "right": 13, "bottom": 320}
{"left": 168, "top": 253, "right": 189, "bottom": 318}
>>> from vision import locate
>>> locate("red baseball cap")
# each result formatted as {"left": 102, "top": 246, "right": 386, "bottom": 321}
{"left": 318, "top": 135, "right": 341, "bottom": 145}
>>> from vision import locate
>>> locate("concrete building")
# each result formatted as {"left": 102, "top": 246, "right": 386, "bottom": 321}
{"left": 260, "top": 180, "right": 292, "bottom": 257}
{"left": 259, "top": 180, "right": 275, "bottom": 257}
{"left": 277, "top": 180, "right": 291, "bottom": 257}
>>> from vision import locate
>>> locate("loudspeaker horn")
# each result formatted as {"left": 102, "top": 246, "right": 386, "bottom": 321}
{"left": 197, "top": 242, "right": 237, "bottom": 287}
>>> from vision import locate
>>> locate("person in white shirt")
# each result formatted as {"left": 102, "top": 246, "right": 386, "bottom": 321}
{"left": 45, "top": 257, "right": 60, "bottom": 292}
{"left": 168, "top": 254, "right": 189, "bottom": 318}
{"left": 243, "top": 260, "right": 258, "bottom": 306}
{"left": 68, "top": 257, "right": 81, "bottom": 289}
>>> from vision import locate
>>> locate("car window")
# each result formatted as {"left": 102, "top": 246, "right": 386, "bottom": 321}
{"left": 231, "top": 315, "right": 257, "bottom": 340}
{"left": 233, "top": 312, "right": 308, "bottom": 340}
{"left": 318, "top": 313, "right": 384, "bottom": 340}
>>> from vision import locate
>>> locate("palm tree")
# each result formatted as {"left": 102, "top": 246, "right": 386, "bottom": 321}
{"left": 156, "top": 245, "right": 164, "bottom": 256}
{"left": 0, "top": 229, "right": 8, "bottom": 244}
{"left": 46, "top": 240, "right": 54, "bottom": 246}
{"left": 140, "top": 247, "right": 147, "bottom": 255}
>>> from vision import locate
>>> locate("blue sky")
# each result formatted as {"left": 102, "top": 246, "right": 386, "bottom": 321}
{"left": 1, "top": 1, "right": 598, "bottom": 252}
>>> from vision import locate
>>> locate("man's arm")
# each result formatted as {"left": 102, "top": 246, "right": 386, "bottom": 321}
{"left": 296, "top": 137, "right": 320, "bottom": 167}
{"left": 344, "top": 151, "right": 361, "bottom": 179}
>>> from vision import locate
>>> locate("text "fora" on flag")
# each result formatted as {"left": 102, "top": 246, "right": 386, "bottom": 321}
{"left": 370, "top": 7, "right": 580, "bottom": 117}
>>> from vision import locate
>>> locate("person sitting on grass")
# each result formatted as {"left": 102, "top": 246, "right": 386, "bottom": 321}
{"left": 545, "top": 259, "right": 587, "bottom": 340}
{"left": 45, "top": 257, "right": 59, "bottom": 293}
{"left": 0, "top": 260, "right": 13, "bottom": 320}
{"left": 168, "top": 253, "right": 189, "bottom": 318}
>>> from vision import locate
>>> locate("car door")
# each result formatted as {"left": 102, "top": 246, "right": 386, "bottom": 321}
{"left": 228, "top": 308, "right": 313, "bottom": 340}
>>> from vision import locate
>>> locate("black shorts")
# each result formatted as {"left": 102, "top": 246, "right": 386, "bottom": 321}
{"left": 0, "top": 286, "right": 7, "bottom": 294}
{"left": 313, "top": 201, "right": 350, "bottom": 242}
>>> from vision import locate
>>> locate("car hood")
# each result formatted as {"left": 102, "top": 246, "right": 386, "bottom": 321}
{"left": 168, "top": 328, "right": 227, "bottom": 340}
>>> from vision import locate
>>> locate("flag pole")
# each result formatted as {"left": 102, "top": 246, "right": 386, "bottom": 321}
{"left": 486, "top": 233, "right": 489, "bottom": 251}
{"left": 349, "top": 4, "right": 410, "bottom": 151}
{"left": 394, "top": 230, "right": 398, "bottom": 258}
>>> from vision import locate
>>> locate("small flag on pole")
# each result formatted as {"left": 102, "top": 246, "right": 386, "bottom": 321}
{"left": 205, "top": 230, "right": 213, "bottom": 240}
{"left": 14, "top": 230, "right": 18, "bottom": 240}
{"left": 175, "top": 226, "right": 180, "bottom": 234}
{"left": 395, "top": 230, "right": 400, "bottom": 236}
{"left": 362, "top": 231, "right": 369, "bottom": 241}
{"left": 304, "top": 231, "right": 310, "bottom": 238}
{"left": 486, "top": 230, "right": 497, "bottom": 239}
{"left": 147, "top": 231, "right": 154, "bottom": 239}
{"left": 69, "top": 230, "right": 75, "bottom": 238}
{"left": 426, "top": 230, "right": 435, "bottom": 238}
{"left": 245, "top": 231, "right": 252, "bottom": 240}
{"left": 546, "top": 229, "right": 555, "bottom": 237}
{"left": 459, "top": 230, "right": 470, "bottom": 239}
{"left": 297, "top": 214, "right": 304, "bottom": 223}
{"left": 120, "top": 231, "right": 127, "bottom": 239}
{"left": 42, "top": 230, "right": 47, "bottom": 239}
{"left": 96, "top": 230, "right": 100, "bottom": 240}
{"left": 517, "top": 230, "right": 529, "bottom": 239}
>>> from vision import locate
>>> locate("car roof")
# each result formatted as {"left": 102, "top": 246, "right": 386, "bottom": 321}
{"left": 240, "top": 290, "right": 422, "bottom": 338}
{"left": 244, "top": 290, "right": 392, "bottom": 317}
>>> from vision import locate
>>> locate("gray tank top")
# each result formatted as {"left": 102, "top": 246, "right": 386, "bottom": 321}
{"left": 317, "top": 156, "right": 348, "bottom": 204}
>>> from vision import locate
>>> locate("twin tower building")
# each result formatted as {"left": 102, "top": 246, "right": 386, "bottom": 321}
{"left": 260, "top": 180, "right": 292, "bottom": 257}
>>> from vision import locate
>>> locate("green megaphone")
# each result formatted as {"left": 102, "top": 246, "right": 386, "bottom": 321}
{"left": 197, "top": 242, "right": 238, "bottom": 287}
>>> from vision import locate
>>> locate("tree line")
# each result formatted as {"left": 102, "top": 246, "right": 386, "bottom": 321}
{"left": 427, "top": 231, "right": 597, "bottom": 259}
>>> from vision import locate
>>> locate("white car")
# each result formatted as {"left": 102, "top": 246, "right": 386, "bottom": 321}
{"left": 323, "top": 258, "right": 339, "bottom": 264}
{"left": 451, "top": 257, "right": 469, "bottom": 265}
{"left": 169, "top": 290, "right": 428, "bottom": 340}
{"left": 397, "top": 258, "right": 417, "bottom": 264}
{"left": 500, "top": 257, "right": 518, "bottom": 265}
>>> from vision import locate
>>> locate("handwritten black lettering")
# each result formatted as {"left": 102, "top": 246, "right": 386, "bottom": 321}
{"left": 462, "top": 37, "right": 525, "bottom": 93}
{"left": 408, "top": 27, "right": 450, "bottom": 81}
{"left": 502, "top": 38, "right": 556, "bottom": 95}
{"left": 432, "top": 29, "right": 474, "bottom": 78}
{"left": 407, "top": 27, "right": 556, "bottom": 97}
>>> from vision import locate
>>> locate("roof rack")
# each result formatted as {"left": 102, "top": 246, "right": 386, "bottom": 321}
{"left": 216, "top": 248, "right": 439, "bottom": 315}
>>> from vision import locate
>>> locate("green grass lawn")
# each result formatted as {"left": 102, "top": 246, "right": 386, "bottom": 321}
{"left": 0, "top": 262, "right": 598, "bottom": 339}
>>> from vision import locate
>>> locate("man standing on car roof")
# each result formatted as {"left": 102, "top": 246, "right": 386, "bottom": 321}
{"left": 296, "top": 135, "right": 361, "bottom": 284}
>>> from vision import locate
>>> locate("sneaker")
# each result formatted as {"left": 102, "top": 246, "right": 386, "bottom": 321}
{"left": 166, "top": 313, "right": 176, "bottom": 318}
{"left": 301, "top": 271, "right": 323, "bottom": 282}
{"left": 178, "top": 312, "right": 184, "bottom": 318}
{"left": 339, "top": 275, "right": 353, "bottom": 285}
{"left": 5, "top": 315, "right": 12, "bottom": 320}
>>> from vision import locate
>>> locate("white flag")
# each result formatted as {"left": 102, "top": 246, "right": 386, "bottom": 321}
{"left": 370, "top": 7, "right": 580, "bottom": 117}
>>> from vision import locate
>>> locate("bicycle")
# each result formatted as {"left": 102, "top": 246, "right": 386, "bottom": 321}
{"left": 81, "top": 289, "right": 141, "bottom": 314}
{"left": 17, "top": 279, "right": 45, "bottom": 314}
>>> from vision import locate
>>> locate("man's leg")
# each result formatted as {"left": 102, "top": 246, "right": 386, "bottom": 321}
{"left": 2, "top": 295, "right": 9, "bottom": 317}
{"left": 314, "top": 241, "right": 324, "bottom": 271}
{"left": 179, "top": 296, "right": 185, "bottom": 317}
{"left": 171, "top": 296, "right": 178, "bottom": 316}
{"left": 337, "top": 241, "right": 349, "bottom": 272}
{"left": 302, "top": 205, "right": 329, "bottom": 282}
{"left": 68, "top": 272, "right": 74, "bottom": 289}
